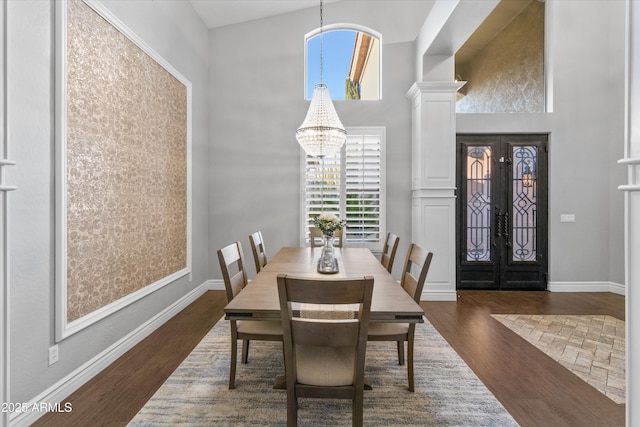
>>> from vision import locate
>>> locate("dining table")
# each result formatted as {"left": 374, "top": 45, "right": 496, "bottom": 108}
{"left": 224, "top": 246, "right": 424, "bottom": 323}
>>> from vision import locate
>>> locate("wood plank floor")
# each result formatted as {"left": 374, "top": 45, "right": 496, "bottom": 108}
{"left": 424, "top": 291, "right": 625, "bottom": 427}
{"left": 33, "top": 290, "right": 625, "bottom": 427}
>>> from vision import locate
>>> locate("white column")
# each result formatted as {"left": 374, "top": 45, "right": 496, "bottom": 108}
{"left": 0, "top": 2, "right": 15, "bottom": 427}
{"left": 0, "top": 1, "right": 10, "bottom": 425}
{"left": 407, "top": 81, "right": 463, "bottom": 301}
{"left": 623, "top": 1, "right": 640, "bottom": 425}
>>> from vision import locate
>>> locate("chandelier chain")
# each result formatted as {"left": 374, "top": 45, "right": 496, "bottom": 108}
{"left": 295, "top": 0, "right": 346, "bottom": 159}
{"left": 319, "top": 0, "right": 323, "bottom": 83}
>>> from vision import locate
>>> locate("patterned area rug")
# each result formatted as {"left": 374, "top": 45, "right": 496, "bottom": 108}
{"left": 129, "top": 318, "right": 519, "bottom": 426}
{"left": 491, "top": 314, "right": 625, "bottom": 404}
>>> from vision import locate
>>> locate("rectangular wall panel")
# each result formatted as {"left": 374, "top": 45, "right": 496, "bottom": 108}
{"left": 56, "top": 0, "right": 192, "bottom": 339}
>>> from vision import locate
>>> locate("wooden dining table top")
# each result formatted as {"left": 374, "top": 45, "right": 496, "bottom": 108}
{"left": 224, "top": 247, "right": 424, "bottom": 323}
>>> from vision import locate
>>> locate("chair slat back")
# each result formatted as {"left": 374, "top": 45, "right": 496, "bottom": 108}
{"left": 309, "top": 226, "right": 322, "bottom": 248}
{"left": 402, "top": 273, "right": 419, "bottom": 302}
{"left": 283, "top": 278, "right": 369, "bottom": 305}
{"left": 309, "top": 226, "right": 344, "bottom": 248}
{"left": 380, "top": 232, "right": 400, "bottom": 273}
{"left": 334, "top": 228, "right": 344, "bottom": 248}
{"left": 400, "top": 243, "right": 433, "bottom": 303}
{"left": 292, "top": 321, "right": 360, "bottom": 347}
{"left": 277, "top": 274, "right": 373, "bottom": 383}
{"left": 217, "top": 241, "right": 248, "bottom": 302}
{"left": 249, "top": 231, "right": 268, "bottom": 273}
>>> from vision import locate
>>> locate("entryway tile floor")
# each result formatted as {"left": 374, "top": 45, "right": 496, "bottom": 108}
{"left": 491, "top": 314, "right": 625, "bottom": 404}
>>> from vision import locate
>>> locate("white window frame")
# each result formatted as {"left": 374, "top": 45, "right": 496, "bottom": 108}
{"left": 303, "top": 23, "right": 382, "bottom": 100}
{"left": 299, "top": 126, "right": 386, "bottom": 250}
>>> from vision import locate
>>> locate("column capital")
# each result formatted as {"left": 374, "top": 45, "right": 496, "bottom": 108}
{"left": 406, "top": 81, "right": 466, "bottom": 99}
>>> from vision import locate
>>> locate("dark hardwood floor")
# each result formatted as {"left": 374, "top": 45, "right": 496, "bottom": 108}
{"left": 33, "top": 290, "right": 625, "bottom": 427}
{"left": 32, "top": 291, "right": 227, "bottom": 427}
{"left": 424, "top": 291, "right": 625, "bottom": 427}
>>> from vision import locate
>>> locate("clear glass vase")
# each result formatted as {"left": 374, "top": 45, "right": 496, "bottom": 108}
{"left": 317, "top": 232, "right": 339, "bottom": 274}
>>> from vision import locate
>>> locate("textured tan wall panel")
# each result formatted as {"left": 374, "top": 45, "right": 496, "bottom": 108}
{"left": 456, "top": 0, "right": 544, "bottom": 113}
{"left": 65, "top": 0, "right": 187, "bottom": 322}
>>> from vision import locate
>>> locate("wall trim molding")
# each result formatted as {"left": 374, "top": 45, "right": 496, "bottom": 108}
{"left": 54, "top": 0, "right": 194, "bottom": 342}
{"left": 418, "top": 283, "right": 626, "bottom": 301}
{"left": 411, "top": 187, "right": 456, "bottom": 198}
{"left": 420, "top": 290, "right": 458, "bottom": 301}
{"left": 207, "top": 279, "right": 224, "bottom": 291}
{"left": 547, "top": 281, "right": 625, "bottom": 295}
{"left": 10, "top": 282, "right": 209, "bottom": 427}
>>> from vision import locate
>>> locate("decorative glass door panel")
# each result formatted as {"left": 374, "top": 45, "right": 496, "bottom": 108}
{"left": 512, "top": 145, "right": 537, "bottom": 262}
{"left": 457, "top": 135, "right": 548, "bottom": 290}
{"left": 466, "top": 146, "right": 492, "bottom": 262}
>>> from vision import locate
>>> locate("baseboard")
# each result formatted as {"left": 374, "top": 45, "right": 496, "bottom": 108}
{"left": 418, "top": 282, "right": 626, "bottom": 299}
{"left": 10, "top": 282, "right": 210, "bottom": 427}
{"left": 207, "top": 279, "right": 225, "bottom": 290}
{"left": 547, "top": 281, "right": 626, "bottom": 295}
{"left": 421, "top": 289, "right": 458, "bottom": 301}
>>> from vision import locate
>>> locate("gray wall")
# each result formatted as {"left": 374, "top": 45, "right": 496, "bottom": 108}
{"left": 209, "top": 0, "right": 627, "bottom": 288}
{"left": 6, "top": 0, "right": 627, "bottom": 415}
{"left": 8, "top": 0, "right": 209, "bottom": 404}
{"left": 209, "top": 3, "right": 417, "bottom": 280}
{"left": 457, "top": 0, "right": 626, "bottom": 286}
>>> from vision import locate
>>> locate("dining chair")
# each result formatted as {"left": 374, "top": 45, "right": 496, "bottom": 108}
{"left": 217, "top": 241, "right": 282, "bottom": 389}
{"left": 277, "top": 273, "right": 374, "bottom": 427}
{"left": 249, "top": 230, "right": 268, "bottom": 273}
{"left": 367, "top": 243, "right": 433, "bottom": 392}
{"left": 309, "top": 226, "right": 343, "bottom": 248}
{"left": 380, "top": 232, "right": 400, "bottom": 274}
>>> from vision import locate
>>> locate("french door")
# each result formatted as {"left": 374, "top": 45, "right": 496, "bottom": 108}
{"left": 456, "top": 134, "right": 548, "bottom": 290}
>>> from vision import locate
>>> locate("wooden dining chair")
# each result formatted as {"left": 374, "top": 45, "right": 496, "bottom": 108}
{"left": 367, "top": 243, "right": 433, "bottom": 392}
{"left": 277, "top": 274, "right": 374, "bottom": 427}
{"left": 249, "top": 230, "right": 268, "bottom": 273}
{"left": 380, "top": 232, "right": 400, "bottom": 274}
{"left": 309, "top": 226, "right": 343, "bottom": 248}
{"left": 217, "top": 241, "right": 282, "bottom": 389}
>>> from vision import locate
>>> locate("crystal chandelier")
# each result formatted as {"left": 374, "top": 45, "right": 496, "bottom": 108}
{"left": 296, "top": 0, "right": 346, "bottom": 158}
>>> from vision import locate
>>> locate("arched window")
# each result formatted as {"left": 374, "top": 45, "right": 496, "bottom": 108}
{"left": 305, "top": 24, "right": 381, "bottom": 100}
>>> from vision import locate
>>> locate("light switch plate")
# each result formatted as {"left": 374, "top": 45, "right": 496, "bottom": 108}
{"left": 560, "top": 214, "right": 576, "bottom": 223}
{"left": 49, "top": 345, "right": 59, "bottom": 366}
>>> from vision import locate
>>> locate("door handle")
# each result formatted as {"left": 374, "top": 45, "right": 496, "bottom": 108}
{"left": 503, "top": 212, "right": 511, "bottom": 248}
{"left": 0, "top": 159, "right": 17, "bottom": 191}
{"left": 495, "top": 211, "right": 511, "bottom": 247}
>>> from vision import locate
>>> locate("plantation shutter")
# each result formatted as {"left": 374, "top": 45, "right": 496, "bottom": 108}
{"left": 304, "top": 155, "right": 341, "bottom": 231}
{"left": 343, "top": 133, "right": 382, "bottom": 244}
{"left": 302, "top": 127, "right": 385, "bottom": 249}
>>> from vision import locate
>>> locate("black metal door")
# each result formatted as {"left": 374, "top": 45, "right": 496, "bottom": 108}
{"left": 456, "top": 134, "right": 548, "bottom": 290}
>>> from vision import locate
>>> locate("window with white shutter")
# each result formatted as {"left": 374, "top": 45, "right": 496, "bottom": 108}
{"left": 301, "top": 127, "right": 385, "bottom": 249}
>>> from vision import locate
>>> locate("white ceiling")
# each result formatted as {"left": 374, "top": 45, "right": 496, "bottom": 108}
{"left": 188, "top": 0, "right": 342, "bottom": 29}
{"left": 187, "top": 0, "right": 533, "bottom": 65}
